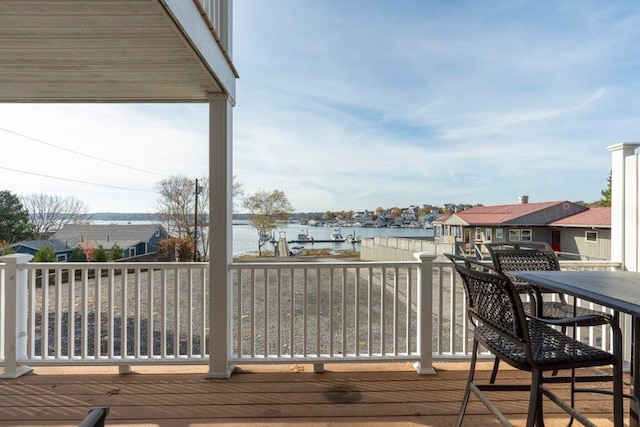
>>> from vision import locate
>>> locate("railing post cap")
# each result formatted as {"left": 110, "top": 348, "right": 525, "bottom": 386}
{"left": 0, "top": 253, "right": 33, "bottom": 264}
{"left": 413, "top": 252, "right": 437, "bottom": 262}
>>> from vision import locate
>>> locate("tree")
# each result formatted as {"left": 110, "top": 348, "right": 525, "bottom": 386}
{"left": 600, "top": 170, "right": 612, "bottom": 207}
{"left": 157, "top": 237, "right": 193, "bottom": 262}
{"left": 156, "top": 175, "right": 243, "bottom": 261}
{"left": 156, "top": 175, "right": 209, "bottom": 260}
{"left": 242, "top": 189, "right": 294, "bottom": 255}
{"left": 21, "top": 193, "right": 89, "bottom": 239}
{"left": 0, "top": 190, "right": 34, "bottom": 243}
{"left": 108, "top": 244, "right": 123, "bottom": 261}
{"left": 33, "top": 244, "right": 56, "bottom": 262}
{"left": 69, "top": 246, "right": 88, "bottom": 262}
{"left": 33, "top": 243, "right": 55, "bottom": 280}
{"left": 93, "top": 245, "right": 108, "bottom": 262}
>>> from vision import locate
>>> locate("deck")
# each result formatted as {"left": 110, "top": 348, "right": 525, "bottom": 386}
{"left": 0, "top": 362, "right": 626, "bottom": 426}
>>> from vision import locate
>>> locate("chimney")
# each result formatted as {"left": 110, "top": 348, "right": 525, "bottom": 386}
{"left": 518, "top": 195, "right": 529, "bottom": 204}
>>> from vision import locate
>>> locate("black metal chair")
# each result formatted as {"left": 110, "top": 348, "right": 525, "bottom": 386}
{"left": 445, "top": 253, "right": 623, "bottom": 427}
{"left": 78, "top": 406, "right": 110, "bottom": 427}
{"left": 485, "top": 242, "right": 610, "bottom": 318}
{"left": 485, "top": 241, "right": 613, "bottom": 382}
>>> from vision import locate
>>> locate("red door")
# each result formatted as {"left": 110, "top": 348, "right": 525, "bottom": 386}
{"left": 551, "top": 230, "right": 561, "bottom": 252}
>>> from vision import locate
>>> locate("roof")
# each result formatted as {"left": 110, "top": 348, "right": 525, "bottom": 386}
{"left": 52, "top": 224, "right": 165, "bottom": 250}
{"left": 10, "top": 239, "right": 72, "bottom": 253}
{"left": 550, "top": 207, "right": 611, "bottom": 227}
{"left": 0, "top": 1, "right": 236, "bottom": 102}
{"left": 445, "top": 201, "right": 587, "bottom": 226}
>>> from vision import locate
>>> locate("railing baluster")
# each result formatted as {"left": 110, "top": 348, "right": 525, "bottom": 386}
{"left": 160, "top": 267, "right": 167, "bottom": 358}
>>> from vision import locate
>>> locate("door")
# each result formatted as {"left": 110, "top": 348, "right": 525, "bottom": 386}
{"left": 551, "top": 230, "right": 561, "bottom": 252}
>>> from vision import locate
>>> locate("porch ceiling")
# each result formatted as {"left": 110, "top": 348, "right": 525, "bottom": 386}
{"left": 0, "top": 0, "right": 228, "bottom": 103}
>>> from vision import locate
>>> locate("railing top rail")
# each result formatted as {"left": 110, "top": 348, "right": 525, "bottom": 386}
{"left": 230, "top": 260, "right": 422, "bottom": 269}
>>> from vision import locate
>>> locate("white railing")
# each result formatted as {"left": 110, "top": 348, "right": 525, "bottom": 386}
{"left": 228, "top": 255, "right": 435, "bottom": 373}
{"left": 0, "top": 254, "right": 624, "bottom": 378}
{"left": 195, "top": 0, "right": 231, "bottom": 56}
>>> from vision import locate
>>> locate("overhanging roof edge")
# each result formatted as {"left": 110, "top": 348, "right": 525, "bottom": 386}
{"left": 163, "top": 0, "right": 237, "bottom": 104}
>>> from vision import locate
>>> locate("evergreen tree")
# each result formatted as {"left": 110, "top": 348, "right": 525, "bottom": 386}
{"left": 600, "top": 171, "right": 612, "bottom": 207}
{"left": 0, "top": 190, "right": 34, "bottom": 243}
{"left": 33, "top": 244, "right": 55, "bottom": 263}
{"left": 108, "top": 244, "right": 123, "bottom": 261}
{"left": 69, "top": 246, "right": 88, "bottom": 262}
{"left": 92, "top": 245, "right": 108, "bottom": 262}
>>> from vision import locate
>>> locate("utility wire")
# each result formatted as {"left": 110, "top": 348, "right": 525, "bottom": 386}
{"left": 0, "top": 127, "right": 166, "bottom": 177}
{"left": 0, "top": 165, "right": 156, "bottom": 193}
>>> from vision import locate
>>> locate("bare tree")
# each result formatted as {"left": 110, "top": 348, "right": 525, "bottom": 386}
{"left": 21, "top": 193, "right": 89, "bottom": 239}
{"left": 242, "top": 189, "right": 294, "bottom": 255}
{"left": 156, "top": 174, "right": 244, "bottom": 261}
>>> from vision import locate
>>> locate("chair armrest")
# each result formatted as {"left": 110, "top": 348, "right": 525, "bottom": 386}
{"left": 528, "top": 313, "right": 617, "bottom": 328}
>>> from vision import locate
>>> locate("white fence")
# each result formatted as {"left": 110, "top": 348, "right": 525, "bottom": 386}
{"left": 0, "top": 254, "right": 624, "bottom": 378}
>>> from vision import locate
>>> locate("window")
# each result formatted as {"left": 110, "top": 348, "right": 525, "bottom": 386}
{"left": 475, "top": 227, "right": 482, "bottom": 241}
{"left": 56, "top": 254, "right": 67, "bottom": 262}
{"left": 156, "top": 229, "right": 160, "bottom": 237}
{"left": 586, "top": 231, "right": 598, "bottom": 242}
{"left": 485, "top": 228, "right": 492, "bottom": 242}
{"left": 495, "top": 228, "right": 503, "bottom": 239}
{"left": 509, "top": 229, "right": 532, "bottom": 241}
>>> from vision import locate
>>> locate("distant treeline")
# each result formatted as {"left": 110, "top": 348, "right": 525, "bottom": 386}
{"left": 87, "top": 212, "right": 160, "bottom": 221}
{"left": 86, "top": 212, "right": 320, "bottom": 222}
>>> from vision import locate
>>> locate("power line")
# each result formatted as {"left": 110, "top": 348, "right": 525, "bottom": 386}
{"left": 0, "top": 165, "right": 156, "bottom": 193}
{"left": 0, "top": 127, "right": 166, "bottom": 177}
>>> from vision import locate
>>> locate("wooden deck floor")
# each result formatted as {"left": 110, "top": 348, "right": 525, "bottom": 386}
{"left": 0, "top": 362, "right": 628, "bottom": 427}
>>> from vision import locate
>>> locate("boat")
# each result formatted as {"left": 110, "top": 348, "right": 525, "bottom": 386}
{"left": 330, "top": 228, "right": 344, "bottom": 241}
{"left": 345, "top": 233, "right": 361, "bottom": 244}
{"left": 297, "top": 230, "right": 314, "bottom": 242}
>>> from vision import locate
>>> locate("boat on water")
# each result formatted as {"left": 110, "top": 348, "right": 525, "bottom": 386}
{"left": 297, "top": 230, "right": 314, "bottom": 242}
{"left": 345, "top": 233, "right": 361, "bottom": 244}
{"left": 330, "top": 228, "right": 344, "bottom": 241}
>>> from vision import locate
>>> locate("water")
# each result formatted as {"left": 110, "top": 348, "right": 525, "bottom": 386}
{"left": 234, "top": 222, "right": 434, "bottom": 256}
{"left": 91, "top": 220, "right": 434, "bottom": 256}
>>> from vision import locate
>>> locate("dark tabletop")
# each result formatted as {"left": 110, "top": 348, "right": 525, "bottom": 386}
{"left": 511, "top": 270, "right": 640, "bottom": 317}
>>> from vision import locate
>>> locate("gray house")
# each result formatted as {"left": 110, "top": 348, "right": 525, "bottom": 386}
{"left": 52, "top": 224, "right": 168, "bottom": 259}
{"left": 434, "top": 199, "right": 589, "bottom": 257}
{"left": 549, "top": 207, "right": 611, "bottom": 260}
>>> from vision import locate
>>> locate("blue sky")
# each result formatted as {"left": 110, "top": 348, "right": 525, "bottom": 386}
{"left": 1, "top": 1, "right": 639, "bottom": 213}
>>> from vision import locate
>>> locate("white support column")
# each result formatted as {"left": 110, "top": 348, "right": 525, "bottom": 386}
{"left": 608, "top": 142, "right": 640, "bottom": 271}
{"left": 206, "top": 93, "right": 235, "bottom": 378}
{"left": 1, "top": 254, "right": 33, "bottom": 378}
{"left": 414, "top": 252, "right": 436, "bottom": 375}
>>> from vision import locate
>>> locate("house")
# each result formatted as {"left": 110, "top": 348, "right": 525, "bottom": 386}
{"left": 549, "top": 207, "right": 611, "bottom": 260}
{"left": 52, "top": 224, "right": 168, "bottom": 259}
{"left": 433, "top": 198, "right": 590, "bottom": 256}
{"left": 5, "top": 239, "right": 73, "bottom": 262}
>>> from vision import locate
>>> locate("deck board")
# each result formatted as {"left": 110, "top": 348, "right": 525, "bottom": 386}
{"left": 0, "top": 362, "right": 626, "bottom": 426}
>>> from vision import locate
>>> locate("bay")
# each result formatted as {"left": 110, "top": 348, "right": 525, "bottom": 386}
{"left": 92, "top": 220, "right": 434, "bottom": 256}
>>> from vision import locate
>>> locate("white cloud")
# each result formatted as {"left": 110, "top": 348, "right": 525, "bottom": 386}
{"left": 3, "top": 1, "right": 639, "bottom": 212}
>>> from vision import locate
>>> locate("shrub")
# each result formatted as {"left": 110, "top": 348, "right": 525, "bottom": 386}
{"left": 108, "top": 243, "right": 123, "bottom": 261}
{"left": 69, "top": 246, "right": 88, "bottom": 262}
{"left": 92, "top": 245, "right": 107, "bottom": 262}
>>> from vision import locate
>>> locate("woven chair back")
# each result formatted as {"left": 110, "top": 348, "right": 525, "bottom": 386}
{"left": 445, "top": 254, "right": 527, "bottom": 343}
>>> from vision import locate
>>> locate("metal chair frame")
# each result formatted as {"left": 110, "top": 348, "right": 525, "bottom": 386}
{"left": 484, "top": 241, "right": 613, "bottom": 383}
{"left": 445, "top": 253, "right": 623, "bottom": 427}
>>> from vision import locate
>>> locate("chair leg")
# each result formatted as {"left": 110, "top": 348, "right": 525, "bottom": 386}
{"left": 456, "top": 340, "right": 479, "bottom": 427}
{"left": 490, "top": 357, "right": 500, "bottom": 384}
{"left": 527, "top": 370, "right": 543, "bottom": 427}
